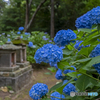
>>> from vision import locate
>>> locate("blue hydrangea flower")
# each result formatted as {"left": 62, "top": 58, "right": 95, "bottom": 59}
{"left": 74, "top": 40, "right": 83, "bottom": 50}
{"left": 90, "top": 44, "right": 100, "bottom": 57}
{"left": 63, "top": 66, "right": 76, "bottom": 74}
{"left": 75, "top": 6, "right": 100, "bottom": 29}
{"left": 50, "top": 92, "right": 65, "bottom": 100}
{"left": 32, "top": 45, "right": 36, "bottom": 48}
{"left": 7, "top": 34, "right": 10, "bottom": 37}
{"left": 18, "top": 27, "right": 24, "bottom": 31}
{"left": 42, "top": 36, "right": 48, "bottom": 40}
{"left": 89, "top": 6, "right": 100, "bottom": 25}
{"left": 49, "top": 40, "right": 52, "bottom": 42}
{"left": 20, "top": 35, "right": 23, "bottom": 39}
{"left": 44, "top": 32, "right": 47, "bottom": 34}
{"left": 0, "top": 34, "right": 1, "bottom": 36}
{"left": 34, "top": 44, "right": 63, "bottom": 66}
{"left": 55, "top": 69, "right": 63, "bottom": 80}
{"left": 90, "top": 44, "right": 100, "bottom": 74}
{"left": 44, "top": 38, "right": 48, "bottom": 40}
{"left": 29, "top": 83, "right": 48, "bottom": 100}
{"left": 42, "top": 36, "right": 46, "bottom": 39}
{"left": 25, "top": 32, "right": 29, "bottom": 35}
{"left": 28, "top": 42, "right": 33, "bottom": 47}
{"left": 75, "top": 12, "right": 92, "bottom": 29}
{"left": 7, "top": 38, "right": 11, "bottom": 42}
{"left": 2, "top": 33, "right": 5, "bottom": 35}
{"left": 97, "top": 39, "right": 100, "bottom": 42}
{"left": 93, "top": 63, "right": 100, "bottom": 74}
{"left": 54, "top": 29, "right": 76, "bottom": 47}
{"left": 63, "top": 83, "right": 76, "bottom": 95}
{"left": 84, "top": 44, "right": 90, "bottom": 48}
{"left": 17, "top": 31, "right": 21, "bottom": 34}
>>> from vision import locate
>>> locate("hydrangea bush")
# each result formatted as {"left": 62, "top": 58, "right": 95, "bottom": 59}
{"left": 29, "top": 6, "right": 100, "bottom": 100}
{"left": 0, "top": 29, "right": 53, "bottom": 64}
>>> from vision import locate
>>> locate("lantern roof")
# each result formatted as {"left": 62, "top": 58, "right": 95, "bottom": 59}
{"left": 0, "top": 41, "right": 22, "bottom": 50}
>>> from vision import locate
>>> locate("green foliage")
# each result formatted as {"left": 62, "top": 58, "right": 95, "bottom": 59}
{"left": 47, "top": 67, "right": 56, "bottom": 73}
{"left": 7, "top": 86, "right": 13, "bottom": 91}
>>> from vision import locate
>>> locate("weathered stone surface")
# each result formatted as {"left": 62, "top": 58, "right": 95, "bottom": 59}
{"left": 15, "top": 44, "right": 27, "bottom": 63}
{"left": 0, "top": 68, "right": 33, "bottom": 92}
{"left": 0, "top": 66, "right": 19, "bottom": 72}
{"left": 0, "top": 53, "right": 11, "bottom": 67}
{"left": 0, "top": 42, "right": 21, "bottom": 50}
{"left": 0, "top": 65, "right": 32, "bottom": 77}
{"left": 16, "top": 61, "right": 30, "bottom": 68}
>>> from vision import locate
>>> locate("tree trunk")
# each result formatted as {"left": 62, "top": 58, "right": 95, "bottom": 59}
{"left": 24, "top": 0, "right": 47, "bottom": 32}
{"left": 24, "top": 0, "right": 29, "bottom": 32}
{"left": 50, "top": 0, "right": 55, "bottom": 38}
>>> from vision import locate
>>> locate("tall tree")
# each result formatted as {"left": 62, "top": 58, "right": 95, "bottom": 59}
{"left": 50, "top": 0, "right": 54, "bottom": 38}
{"left": 24, "top": 0, "right": 47, "bottom": 32}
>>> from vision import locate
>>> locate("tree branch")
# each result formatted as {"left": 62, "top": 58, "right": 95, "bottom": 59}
{"left": 26, "top": 0, "right": 47, "bottom": 31}
{"left": 29, "top": 0, "right": 32, "bottom": 8}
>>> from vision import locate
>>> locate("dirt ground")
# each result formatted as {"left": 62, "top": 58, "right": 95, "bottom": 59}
{"left": 0, "top": 66, "right": 61, "bottom": 100}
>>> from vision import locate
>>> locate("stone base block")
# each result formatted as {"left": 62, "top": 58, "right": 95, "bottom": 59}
{"left": 0, "top": 68, "right": 33, "bottom": 92}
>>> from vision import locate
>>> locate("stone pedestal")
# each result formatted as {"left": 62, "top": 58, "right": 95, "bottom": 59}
{"left": 0, "top": 62, "right": 33, "bottom": 92}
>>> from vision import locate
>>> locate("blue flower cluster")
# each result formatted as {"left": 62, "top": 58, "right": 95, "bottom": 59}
{"left": 34, "top": 44, "right": 63, "bottom": 67}
{"left": 17, "top": 31, "right": 21, "bottom": 34}
{"left": 42, "top": 36, "right": 48, "bottom": 40}
{"left": 7, "top": 38, "right": 11, "bottom": 42}
{"left": 28, "top": 42, "right": 33, "bottom": 47}
{"left": 75, "top": 6, "right": 100, "bottom": 29}
{"left": 63, "top": 83, "right": 76, "bottom": 95}
{"left": 89, "top": 44, "right": 100, "bottom": 57}
{"left": 29, "top": 83, "right": 48, "bottom": 100}
{"left": 49, "top": 40, "right": 52, "bottom": 42}
{"left": 90, "top": 6, "right": 100, "bottom": 25}
{"left": 63, "top": 66, "right": 76, "bottom": 74}
{"left": 74, "top": 40, "right": 83, "bottom": 50}
{"left": 18, "top": 27, "right": 24, "bottom": 31}
{"left": 54, "top": 29, "right": 76, "bottom": 47}
{"left": 93, "top": 63, "right": 100, "bottom": 74}
{"left": 50, "top": 92, "right": 65, "bottom": 100}
{"left": 25, "top": 32, "right": 29, "bottom": 35}
{"left": 75, "top": 12, "right": 92, "bottom": 29}
{"left": 55, "top": 69, "right": 63, "bottom": 80}
{"left": 20, "top": 35, "right": 23, "bottom": 39}
{"left": 90, "top": 44, "right": 100, "bottom": 74}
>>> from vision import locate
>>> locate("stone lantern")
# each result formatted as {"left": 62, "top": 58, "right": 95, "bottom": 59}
{"left": 0, "top": 41, "right": 33, "bottom": 92}
{"left": 0, "top": 41, "right": 21, "bottom": 67}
